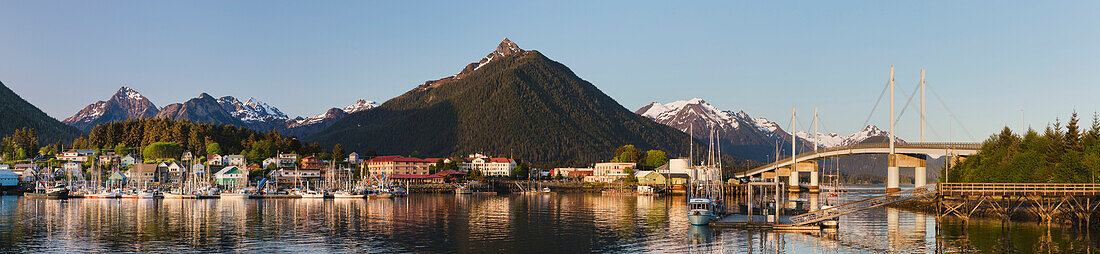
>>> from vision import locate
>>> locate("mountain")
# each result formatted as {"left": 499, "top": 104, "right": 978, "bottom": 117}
{"left": 636, "top": 98, "right": 811, "bottom": 162}
{"left": 155, "top": 93, "right": 244, "bottom": 125}
{"left": 63, "top": 87, "right": 160, "bottom": 131}
{"left": 0, "top": 81, "right": 83, "bottom": 143}
{"left": 794, "top": 125, "right": 903, "bottom": 148}
{"left": 284, "top": 100, "right": 377, "bottom": 137}
{"left": 307, "top": 38, "right": 708, "bottom": 167}
{"left": 217, "top": 96, "right": 290, "bottom": 123}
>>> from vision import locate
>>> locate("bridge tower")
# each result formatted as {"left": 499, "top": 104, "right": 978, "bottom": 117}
{"left": 809, "top": 108, "right": 820, "bottom": 193}
{"left": 915, "top": 69, "right": 927, "bottom": 188}
{"left": 789, "top": 107, "right": 800, "bottom": 192}
{"left": 887, "top": 66, "right": 900, "bottom": 193}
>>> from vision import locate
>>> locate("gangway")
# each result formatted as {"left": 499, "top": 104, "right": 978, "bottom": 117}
{"left": 784, "top": 184, "right": 938, "bottom": 226}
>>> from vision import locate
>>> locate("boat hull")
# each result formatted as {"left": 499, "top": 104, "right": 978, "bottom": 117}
{"left": 688, "top": 210, "right": 715, "bottom": 226}
{"left": 26, "top": 191, "right": 68, "bottom": 199}
{"left": 219, "top": 193, "right": 250, "bottom": 199}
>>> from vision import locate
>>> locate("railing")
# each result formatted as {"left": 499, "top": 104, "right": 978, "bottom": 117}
{"left": 940, "top": 183, "right": 1100, "bottom": 196}
{"left": 786, "top": 184, "right": 938, "bottom": 225}
{"left": 741, "top": 142, "right": 981, "bottom": 176}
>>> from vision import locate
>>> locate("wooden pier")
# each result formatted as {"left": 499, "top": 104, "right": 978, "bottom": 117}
{"left": 937, "top": 183, "right": 1100, "bottom": 226}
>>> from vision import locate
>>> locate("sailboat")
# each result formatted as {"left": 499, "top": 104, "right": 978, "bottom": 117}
{"left": 687, "top": 124, "right": 725, "bottom": 226}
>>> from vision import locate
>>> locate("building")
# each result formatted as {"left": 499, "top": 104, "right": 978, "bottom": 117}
{"left": 57, "top": 149, "right": 95, "bottom": 162}
{"left": 277, "top": 153, "right": 298, "bottom": 168}
{"left": 207, "top": 154, "right": 225, "bottom": 166}
{"left": 553, "top": 168, "right": 593, "bottom": 178}
{"left": 225, "top": 155, "right": 247, "bottom": 167}
{"left": 271, "top": 168, "right": 322, "bottom": 183}
{"left": 192, "top": 164, "right": 207, "bottom": 177}
{"left": 215, "top": 166, "right": 246, "bottom": 187}
{"left": 247, "top": 163, "right": 261, "bottom": 171}
{"left": 389, "top": 174, "right": 444, "bottom": 184}
{"left": 363, "top": 156, "right": 432, "bottom": 177}
{"left": 568, "top": 170, "right": 594, "bottom": 179}
{"left": 0, "top": 169, "right": 18, "bottom": 187}
{"left": 128, "top": 164, "right": 160, "bottom": 185}
{"left": 97, "top": 152, "right": 118, "bottom": 165}
{"left": 262, "top": 157, "right": 279, "bottom": 168}
{"left": 635, "top": 171, "right": 667, "bottom": 185}
{"left": 181, "top": 151, "right": 193, "bottom": 161}
{"left": 584, "top": 162, "right": 636, "bottom": 183}
{"left": 107, "top": 170, "right": 128, "bottom": 186}
{"left": 300, "top": 156, "right": 325, "bottom": 169}
{"left": 120, "top": 154, "right": 138, "bottom": 166}
{"left": 63, "top": 162, "right": 82, "bottom": 175}
{"left": 159, "top": 162, "right": 185, "bottom": 183}
{"left": 458, "top": 153, "right": 516, "bottom": 177}
{"left": 347, "top": 152, "right": 361, "bottom": 164}
{"left": 653, "top": 161, "right": 689, "bottom": 185}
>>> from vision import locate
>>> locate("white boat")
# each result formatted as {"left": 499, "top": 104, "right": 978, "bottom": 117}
{"left": 455, "top": 183, "right": 474, "bottom": 194}
{"left": 636, "top": 185, "right": 658, "bottom": 195}
{"left": 219, "top": 192, "right": 250, "bottom": 199}
{"left": 333, "top": 190, "right": 364, "bottom": 199}
{"left": 688, "top": 198, "right": 718, "bottom": 225}
{"left": 86, "top": 189, "right": 122, "bottom": 199}
{"left": 296, "top": 189, "right": 325, "bottom": 199}
{"left": 162, "top": 192, "right": 195, "bottom": 199}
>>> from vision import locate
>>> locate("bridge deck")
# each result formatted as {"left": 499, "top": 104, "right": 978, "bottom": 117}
{"left": 940, "top": 183, "right": 1100, "bottom": 196}
{"left": 737, "top": 142, "right": 981, "bottom": 178}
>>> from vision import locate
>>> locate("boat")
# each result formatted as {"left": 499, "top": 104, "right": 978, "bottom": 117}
{"left": 636, "top": 185, "right": 659, "bottom": 196}
{"left": 455, "top": 183, "right": 474, "bottom": 194}
{"left": 26, "top": 185, "right": 69, "bottom": 199}
{"left": 333, "top": 190, "right": 365, "bottom": 199}
{"left": 296, "top": 189, "right": 325, "bottom": 199}
{"left": 162, "top": 192, "right": 195, "bottom": 199}
{"left": 86, "top": 189, "right": 122, "bottom": 199}
{"left": 219, "top": 192, "right": 250, "bottom": 199}
{"left": 686, "top": 124, "right": 725, "bottom": 226}
{"left": 368, "top": 191, "right": 393, "bottom": 199}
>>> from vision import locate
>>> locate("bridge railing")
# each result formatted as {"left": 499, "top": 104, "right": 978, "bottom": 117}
{"left": 741, "top": 142, "right": 981, "bottom": 176}
{"left": 940, "top": 183, "right": 1100, "bottom": 196}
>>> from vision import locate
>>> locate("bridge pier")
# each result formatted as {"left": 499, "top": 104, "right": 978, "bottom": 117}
{"left": 788, "top": 168, "right": 800, "bottom": 192}
{"left": 888, "top": 154, "right": 927, "bottom": 193}
{"left": 809, "top": 170, "right": 819, "bottom": 193}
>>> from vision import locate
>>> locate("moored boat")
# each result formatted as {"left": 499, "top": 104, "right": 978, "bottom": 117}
{"left": 26, "top": 186, "right": 69, "bottom": 199}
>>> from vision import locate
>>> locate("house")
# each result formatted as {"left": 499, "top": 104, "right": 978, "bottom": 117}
{"left": 120, "top": 154, "right": 138, "bottom": 166}
{"left": 225, "top": 155, "right": 247, "bottom": 167}
{"left": 300, "top": 156, "right": 325, "bottom": 169}
{"left": 128, "top": 164, "right": 161, "bottom": 185}
{"left": 192, "top": 164, "right": 207, "bottom": 177}
{"left": 363, "top": 156, "right": 432, "bottom": 177}
{"left": 347, "top": 152, "right": 361, "bottom": 164}
{"left": 13, "top": 164, "right": 39, "bottom": 182}
{"left": 585, "top": 162, "right": 636, "bottom": 183}
{"left": 277, "top": 153, "right": 298, "bottom": 168}
{"left": 272, "top": 168, "right": 322, "bottom": 183}
{"left": 159, "top": 162, "right": 185, "bottom": 183}
{"left": 214, "top": 166, "right": 246, "bottom": 187}
{"left": 262, "top": 158, "right": 279, "bottom": 168}
{"left": 653, "top": 161, "right": 689, "bottom": 185}
{"left": 458, "top": 153, "right": 516, "bottom": 177}
{"left": 107, "top": 170, "right": 128, "bottom": 186}
{"left": 63, "top": 162, "right": 82, "bottom": 175}
{"left": 568, "top": 170, "right": 594, "bottom": 179}
{"left": 0, "top": 169, "right": 18, "bottom": 187}
{"left": 181, "top": 151, "right": 193, "bottom": 161}
{"left": 97, "top": 152, "right": 119, "bottom": 165}
{"left": 635, "top": 171, "right": 667, "bottom": 185}
{"left": 553, "top": 168, "right": 593, "bottom": 178}
{"left": 208, "top": 154, "right": 225, "bottom": 166}
{"left": 57, "top": 149, "right": 96, "bottom": 162}
{"left": 247, "top": 163, "right": 261, "bottom": 171}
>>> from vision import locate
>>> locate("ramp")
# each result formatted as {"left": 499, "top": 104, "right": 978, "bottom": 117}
{"left": 785, "top": 184, "right": 937, "bottom": 226}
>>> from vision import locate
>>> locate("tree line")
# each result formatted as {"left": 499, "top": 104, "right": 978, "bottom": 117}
{"left": 946, "top": 112, "right": 1100, "bottom": 183}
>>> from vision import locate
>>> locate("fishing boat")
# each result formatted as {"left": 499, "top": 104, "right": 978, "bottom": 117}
{"left": 296, "top": 189, "right": 325, "bottom": 198}
{"left": 26, "top": 184, "right": 69, "bottom": 199}
{"left": 219, "top": 191, "right": 250, "bottom": 199}
{"left": 686, "top": 124, "right": 725, "bottom": 226}
{"left": 455, "top": 183, "right": 474, "bottom": 194}
{"left": 86, "top": 189, "right": 122, "bottom": 199}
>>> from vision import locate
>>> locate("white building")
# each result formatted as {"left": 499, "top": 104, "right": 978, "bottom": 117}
{"left": 585, "top": 162, "right": 637, "bottom": 183}
{"left": 459, "top": 153, "right": 516, "bottom": 177}
{"left": 63, "top": 162, "right": 82, "bottom": 177}
{"left": 225, "top": 155, "right": 247, "bottom": 167}
{"left": 57, "top": 150, "right": 95, "bottom": 162}
{"left": 208, "top": 154, "right": 225, "bottom": 166}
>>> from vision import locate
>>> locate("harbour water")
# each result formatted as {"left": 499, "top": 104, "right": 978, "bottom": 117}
{"left": 0, "top": 188, "right": 1098, "bottom": 253}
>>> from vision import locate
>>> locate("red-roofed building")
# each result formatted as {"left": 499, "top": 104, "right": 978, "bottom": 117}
{"left": 458, "top": 153, "right": 516, "bottom": 177}
{"left": 301, "top": 156, "right": 325, "bottom": 169}
{"left": 363, "top": 156, "right": 433, "bottom": 177}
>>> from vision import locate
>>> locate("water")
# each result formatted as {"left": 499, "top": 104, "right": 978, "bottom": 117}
{"left": 1, "top": 190, "right": 1098, "bottom": 253}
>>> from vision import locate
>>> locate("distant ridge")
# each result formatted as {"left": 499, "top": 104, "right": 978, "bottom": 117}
{"left": 0, "top": 81, "right": 82, "bottom": 143}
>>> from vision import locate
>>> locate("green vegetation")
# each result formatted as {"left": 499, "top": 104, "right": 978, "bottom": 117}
{"left": 307, "top": 50, "right": 711, "bottom": 168}
{"left": 512, "top": 162, "right": 530, "bottom": 179}
{"left": 72, "top": 118, "right": 325, "bottom": 160}
{"left": 947, "top": 112, "right": 1100, "bottom": 183}
{"left": 0, "top": 81, "right": 83, "bottom": 145}
{"left": 643, "top": 150, "right": 668, "bottom": 168}
{"left": 142, "top": 142, "right": 183, "bottom": 160}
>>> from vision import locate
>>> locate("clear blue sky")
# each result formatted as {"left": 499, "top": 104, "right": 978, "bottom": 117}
{"left": 2, "top": 1, "right": 1098, "bottom": 142}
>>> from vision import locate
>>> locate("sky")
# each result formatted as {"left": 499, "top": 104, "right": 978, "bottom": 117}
{"left": 1, "top": 1, "right": 1098, "bottom": 142}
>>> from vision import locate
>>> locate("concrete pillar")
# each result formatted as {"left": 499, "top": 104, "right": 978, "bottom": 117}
{"left": 809, "top": 170, "right": 820, "bottom": 193}
{"left": 887, "top": 154, "right": 900, "bottom": 193}
{"left": 914, "top": 156, "right": 928, "bottom": 187}
{"left": 789, "top": 170, "right": 800, "bottom": 192}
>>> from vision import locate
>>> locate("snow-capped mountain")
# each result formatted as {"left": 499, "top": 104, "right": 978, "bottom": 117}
{"left": 341, "top": 99, "right": 378, "bottom": 114}
{"left": 283, "top": 99, "right": 378, "bottom": 137}
{"left": 636, "top": 98, "right": 809, "bottom": 162}
{"left": 63, "top": 87, "right": 160, "bottom": 131}
{"left": 217, "top": 96, "right": 290, "bottom": 123}
{"left": 794, "top": 125, "right": 903, "bottom": 148}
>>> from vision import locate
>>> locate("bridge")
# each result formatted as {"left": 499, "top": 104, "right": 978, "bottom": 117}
{"left": 736, "top": 142, "right": 980, "bottom": 193}
{"left": 732, "top": 67, "right": 984, "bottom": 193}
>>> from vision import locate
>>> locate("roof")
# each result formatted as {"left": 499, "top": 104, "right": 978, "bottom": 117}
{"left": 435, "top": 169, "right": 466, "bottom": 176}
{"left": 69, "top": 149, "right": 95, "bottom": 154}
{"left": 0, "top": 169, "right": 17, "bottom": 177}
{"left": 226, "top": 155, "right": 244, "bottom": 158}
{"left": 130, "top": 164, "right": 158, "bottom": 173}
{"left": 215, "top": 166, "right": 242, "bottom": 175}
{"left": 489, "top": 158, "right": 513, "bottom": 163}
{"left": 108, "top": 171, "right": 127, "bottom": 180}
{"left": 14, "top": 164, "right": 37, "bottom": 168}
{"left": 389, "top": 174, "right": 443, "bottom": 179}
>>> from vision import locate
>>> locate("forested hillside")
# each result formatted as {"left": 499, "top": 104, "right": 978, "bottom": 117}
{"left": 946, "top": 112, "right": 1100, "bottom": 183}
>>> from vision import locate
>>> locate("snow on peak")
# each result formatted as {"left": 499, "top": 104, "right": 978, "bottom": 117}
{"left": 341, "top": 99, "right": 378, "bottom": 114}
{"left": 641, "top": 98, "right": 738, "bottom": 129}
{"left": 795, "top": 125, "right": 902, "bottom": 148}
{"left": 217, "top": 96, "right": 289, "bottom": 123}
{"left": 113, "top": 86, "right": 147, "bottom": 102}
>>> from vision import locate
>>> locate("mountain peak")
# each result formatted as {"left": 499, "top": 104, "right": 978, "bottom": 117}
{"left": 494, "top": 38, "right": 523, "bottom": 57}
{"left": 450, "top": 38, "right": 529, "bottom": 79}
{"left": 113, "top": 86, "right": 147, "bottom": 101}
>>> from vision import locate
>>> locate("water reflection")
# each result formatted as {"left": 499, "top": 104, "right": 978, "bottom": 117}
{"left": 2, "top": 193, "right": 1100, "bottom": 253}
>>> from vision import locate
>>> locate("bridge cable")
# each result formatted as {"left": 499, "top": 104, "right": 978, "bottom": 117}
{"left": 927, "top": 83, "right": 978, "bottom": 141}
{"left": 860, "top": 80, "right": 891, "bottom": 131}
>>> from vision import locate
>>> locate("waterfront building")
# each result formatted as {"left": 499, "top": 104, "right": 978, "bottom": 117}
{"left": 214, "top": 166, "right": 246, "bottom": 187}
{"left": 585, "top": 162, "right": 636, "bottom": 183}
{"left": 635, "top": 171, "right": 667, "bottom": 185}
{"left": 552, "top": 168, "right": 593, "bottom": 178}
{"left": 128, "top": 164, "right": 160, "bottom": 185}
{"left": 159, "top": 161, "right": 185, "bottom": 183}
{"left": 363, "top": 156, "right": 432, "bottom": 177}
{"left": 107, "top": 170, "right": 128, "bottom": 186}
{"left": 0, "top": 169, "right": 17, "bottom": 187}
{"left": 458, "top": 153, "right": 516, "bottom": 177}
{"left": 389, "top": 174, "right": 444, "bottom": 184}
{"left": 192, "top": 164, "right": 206, "bottom": 176}
{"left": 277, "top": 153, "right": 297, "bottom": 168}
{"left": 653, "top": 162, "right": 689, "bottom": 185}
{"left": 57, "top": 149, "right": 95, "bottom": 162}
